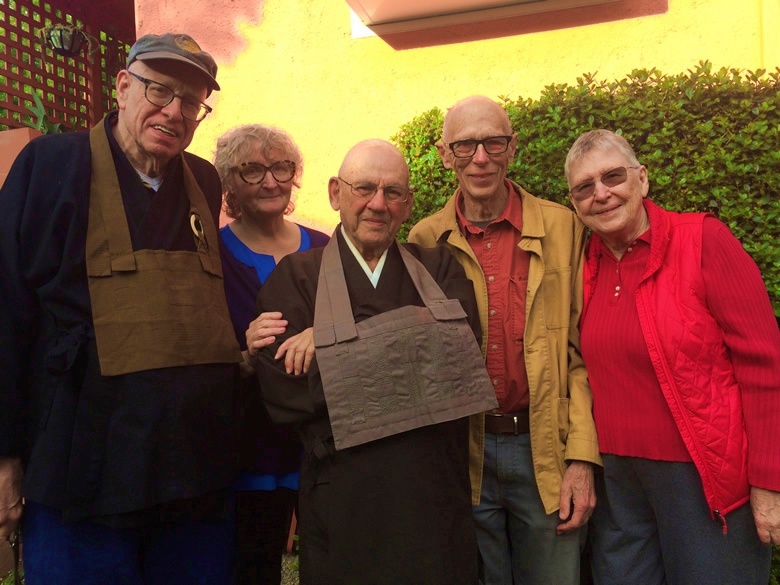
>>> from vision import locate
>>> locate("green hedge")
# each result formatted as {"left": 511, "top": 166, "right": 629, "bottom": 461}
{"left": 392, "top": 61, "right": 780, "bottom": 316}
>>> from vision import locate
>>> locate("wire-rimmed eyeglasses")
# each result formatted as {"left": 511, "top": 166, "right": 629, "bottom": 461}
{"left": 447, "top": 135, "right": 513, "bottom": 158}
{"left": 569, "top": 166, "right": 641, "bottom": 201}
{"left": 234, "top": 161, "right": 296, "bottom": 184}
{"left": 127, "top": 71, "right": 212, "bottom": 122}
{"left": 338, "top": 177, "right": 411, "bottom": 203}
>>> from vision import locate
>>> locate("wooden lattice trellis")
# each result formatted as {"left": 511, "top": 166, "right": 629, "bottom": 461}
{"left": 0, "top": 0, "right": 132, "bottom": 131}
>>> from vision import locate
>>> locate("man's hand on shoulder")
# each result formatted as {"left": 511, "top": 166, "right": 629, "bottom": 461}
{"left": 557, "top": 460, "right": 596, "bottom": 535}
{"left": 0, "top": 457, "right": 23, "bottom": 542}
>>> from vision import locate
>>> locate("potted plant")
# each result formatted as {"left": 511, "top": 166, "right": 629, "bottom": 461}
{"left": 0, "top": 91, "right": 71, "bottom": 187}
{"left": 23, "top": 91, "right": 70, "bottom": 135}
{"left": 0, "top": 125, "right": 41, "bottom": 187}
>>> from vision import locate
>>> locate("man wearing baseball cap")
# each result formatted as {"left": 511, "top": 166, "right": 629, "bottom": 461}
{"left": 0, "top": 32, "right": 241, "bottom": 584}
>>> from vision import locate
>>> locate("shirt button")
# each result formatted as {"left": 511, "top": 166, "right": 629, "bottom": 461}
{"left": 627, "top": 247, "right": 633, "bottom": 253}
{"left": 491, "top": 344, "right": 498, "bottom": 351}
{"left": 486, "top": 242, "right": 492, "bottom": 249}
{"left": 492, "top": 379, "right": 499, "bottom": 386}
{"left": 488, "top": 276, "right": 495, "bottom": 283}
{"left": 490, "top": 310, "right": 497, "bottom": 317}
{"left": 615, "top": 286, "right": 621, "bottom": 291}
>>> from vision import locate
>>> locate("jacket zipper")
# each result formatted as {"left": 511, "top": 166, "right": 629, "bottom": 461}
{"left": 713, "top": 509, "right": 728, "bottom": 534}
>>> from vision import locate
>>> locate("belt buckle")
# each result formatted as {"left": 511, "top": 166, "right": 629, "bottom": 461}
{"left": 512, "top": 415, "right": 519, "bottom": 435}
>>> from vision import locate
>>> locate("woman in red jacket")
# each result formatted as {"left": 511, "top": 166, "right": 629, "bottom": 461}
{"left": 565, "top": 129, "right": 780, "bottom": 585}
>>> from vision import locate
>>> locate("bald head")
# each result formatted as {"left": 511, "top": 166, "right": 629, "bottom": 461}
{"left": 329, "top": 139, "right": 413, "bottom": 267}
{"left": 436, "top": 96, "right": 517, "bottom": 215}
{"left": 338, "top": 139, "right": 410, "bottom": 184}
{"left": 442, "top": 96, "right": 512, "bottom": 142}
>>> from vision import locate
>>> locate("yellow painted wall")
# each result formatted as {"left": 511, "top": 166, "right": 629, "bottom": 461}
{"left": 137, "top": 0, "right": 779, "bottom": 232}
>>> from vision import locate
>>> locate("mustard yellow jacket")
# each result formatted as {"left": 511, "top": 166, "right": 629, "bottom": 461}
{"left": 408, "top": 182, "right": 601, "bottom": 513}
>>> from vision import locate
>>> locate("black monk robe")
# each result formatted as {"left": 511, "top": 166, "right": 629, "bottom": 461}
{"left": 0, "top": 114, "right": 239, "bottom": 524}
{"left": 256, "top": 229, "right": 482, "bottom": 585}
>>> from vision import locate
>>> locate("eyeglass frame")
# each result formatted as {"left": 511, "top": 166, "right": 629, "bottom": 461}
{"left": 127, "top": 71, "right": 213, "bottom": 122}
{"left": 446, "top": 135, "right": 514, "bottom": 159}
{"left": 233, "top": 160, "right": 296, "bottom": 184}
{"left": 568, "top": 165, "right": 641, "bottom": 201}
{"left": 337, "top": 177, "right": 412, "bottom": 203}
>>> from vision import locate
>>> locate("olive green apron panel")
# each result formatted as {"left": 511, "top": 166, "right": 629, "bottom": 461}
{"left": 313, "top": 237, "right": 497, "bottom": 450}
{"left": 85, "top": 119, "right": 240, "bottom": 376}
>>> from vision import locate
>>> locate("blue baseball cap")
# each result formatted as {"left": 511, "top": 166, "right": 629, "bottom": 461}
{"left": 127, "top": 33, "right": 220, "bottom": 93}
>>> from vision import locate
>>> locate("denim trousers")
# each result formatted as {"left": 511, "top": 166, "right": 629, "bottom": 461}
{"left": 22, "top": 499, "right": 235, "bottom": 585}
{"left": 591, "top": 455, "right": 771, "bottom": 585}
{"left": 473, "top": 432, "right": 582, "bottom": 585}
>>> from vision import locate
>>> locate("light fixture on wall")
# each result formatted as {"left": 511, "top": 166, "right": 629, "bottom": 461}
{"left": 38, "top": 24, "right": 98, "bottom": 62}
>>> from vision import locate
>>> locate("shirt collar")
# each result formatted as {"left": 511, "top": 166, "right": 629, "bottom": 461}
{"left": 594, "top": 225, "right": 652, "bottom": 263}
{"left": 339, "top": 225, "right": 388, "bottom": 288}
{"left": 455, "top": 180, "right": 523, "bottom": 234}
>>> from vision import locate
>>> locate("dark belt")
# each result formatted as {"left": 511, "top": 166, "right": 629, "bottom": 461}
{"left": 484, "top": 411, "right": 530, "bottom": 435}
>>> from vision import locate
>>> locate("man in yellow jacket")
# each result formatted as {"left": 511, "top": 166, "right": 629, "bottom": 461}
{"left": 409, "top": 95, "right": 600, "bottom": 585}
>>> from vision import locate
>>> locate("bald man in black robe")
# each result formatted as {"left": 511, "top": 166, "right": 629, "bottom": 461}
{"left": 250, "top": 140, "right": 495, "bottom": 585}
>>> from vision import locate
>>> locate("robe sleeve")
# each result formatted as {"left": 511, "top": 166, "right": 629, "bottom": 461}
{"left": 254, "top": 250, "right": 327, "bottom": 427}
{"left": 0, "top": 133, "right": 92, "bottom": 457}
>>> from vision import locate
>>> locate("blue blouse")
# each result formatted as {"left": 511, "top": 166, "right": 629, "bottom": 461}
{"left": 219, "top": 222, "right": 329, "bottom": 491}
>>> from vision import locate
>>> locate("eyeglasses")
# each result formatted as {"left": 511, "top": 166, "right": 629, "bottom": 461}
{"left": 338, "top": 177, "right": 411, "bottom": 203}
{"left": 127, "top": 71, "right": 212, "bottom": 122}
{"left": 234, "top": 161, "right": 296, "bottom": 184}
{"left": 447, "top": 135, "right": 513, "bottom": 158}
{"left": 569, "top": 166, "right": 641, "bottom": 201}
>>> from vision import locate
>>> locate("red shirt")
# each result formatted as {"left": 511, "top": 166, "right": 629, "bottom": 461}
{"left": 456, "top": 182, "right": 531, "bottom": 413}
{"left": 581, "top": 216, "right": 780, "bottom": 472}
{"left": 580, "top": 227, "right": 691, "bottom": 461}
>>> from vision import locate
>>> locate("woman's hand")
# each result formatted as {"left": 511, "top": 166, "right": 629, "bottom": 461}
{"left": 245, "top": 312, "right": 289, "bottom": 367}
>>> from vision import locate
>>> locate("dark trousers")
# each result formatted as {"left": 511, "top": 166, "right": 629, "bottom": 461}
{"left": 234, "top": 489, "right": 297, "bottom": 585}
{"left": 22, "top": 499, "right": 235, "bottom": 585}
{"left": 591, "top": 455, "right": 771, "bottom": 585}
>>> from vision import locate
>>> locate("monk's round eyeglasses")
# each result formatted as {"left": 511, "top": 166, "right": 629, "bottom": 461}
{"left": 338, "top": 178, "right": 411, "bottom": 203}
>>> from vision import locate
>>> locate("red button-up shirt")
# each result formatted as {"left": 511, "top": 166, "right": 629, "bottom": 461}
{"left": 456, "top": 182, "right": 531, "bottom": 413}
{"left": 580, "top": 228, "right": 691, "bottom": 461}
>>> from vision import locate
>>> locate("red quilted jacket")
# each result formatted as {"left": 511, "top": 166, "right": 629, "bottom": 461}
{"left": 583, "top": 199, "right": 749, "bottom": 530}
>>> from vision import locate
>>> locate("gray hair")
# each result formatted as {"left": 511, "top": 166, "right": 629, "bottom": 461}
{"left": 564, "top": 129, "right": 640, "bottom": 181}
{"left": 213, "top": 124, "right": 304, "bottom": 218}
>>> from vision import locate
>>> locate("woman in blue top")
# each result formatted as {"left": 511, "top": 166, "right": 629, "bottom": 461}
{"left": 214, "top": 124, "right": 329, "bottom": 585}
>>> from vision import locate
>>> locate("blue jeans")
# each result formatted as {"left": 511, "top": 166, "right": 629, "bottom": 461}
{"left": 22, "top": 499, "right": 235, "bottom": 585}
{"left": 591, "top": 455, "right": 771, "bottom": 585}
{"left": 473, "top": 432, "right": 582, "bottom": 585}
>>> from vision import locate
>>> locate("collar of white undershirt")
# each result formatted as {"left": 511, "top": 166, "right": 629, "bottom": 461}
{"left": 340, "top": 226, "right": 388, "bottom": 288}
{"left": 137, "top": 171, "right": 163, "bottom": 191}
